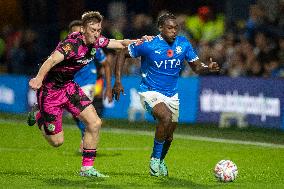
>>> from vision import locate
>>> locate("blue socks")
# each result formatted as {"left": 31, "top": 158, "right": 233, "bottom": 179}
{"left": 151, "top": 139, "right": 165, "bottom": 159}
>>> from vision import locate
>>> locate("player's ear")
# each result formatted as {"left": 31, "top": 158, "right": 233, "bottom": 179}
{"left": 81, "top": 27, "right": 86, "bottom": 34}
{"left": 158, "top": 26, "right": 162, "bottom": 32}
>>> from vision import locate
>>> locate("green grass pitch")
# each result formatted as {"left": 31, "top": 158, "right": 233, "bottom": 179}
{"left": 0, "top": 118, "right": 284, "bottom": 188}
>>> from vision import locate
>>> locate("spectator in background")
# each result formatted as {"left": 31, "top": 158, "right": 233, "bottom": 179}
{"left": 245, "top": 4, "right": 267, "bottom": 42}
{"left": 7, "top": 30, "right": 24, "bottom": 74}
{"left": 275, "top": 0, "right": 284, "bottom": 31}
{"left": 185, "top": 6, "right": 225, "bottom": 42}
{"left": 124, "top": 14, "right": 157, "bottom": 39}
{"left": 21, "top": 29, "right": 41, "bottom": 76}
{"left": 211, "top": 38, "right": 226, "bottom": 74}
{"left": 176, "top": 14, "right": 192, "bottom": 40}
{"left": 109, "top": 16, "right": 127, "bottom": 40}
{"left": 238, "top": 36, "right": 258, "bottom": 76}
{"left": 0, "top": 34, "right": 5, "bottom": 65}
{"left": 278, "top": 36, "right": 284, "bottom": 66}
{"left": 7, "top": 29, "right": 40, "bottom": 76}
{"left": 226, "top": 52, "right": 246, "bottom": 77}
{"left": 263, "top": 58, "right": 280, "bottom": 77}
{"left": 270, "top": 36, "right": 284, "bottom": 77}
{"left": 254, "top": 31, "right": 277, "bottom": 66}
{"left": 246, "top": 59, "right": 263, "bottom": 77}
{"left": 258, "top": 0, "right": 279, "bottom": 22}
{"left": 100, "top": 18, "right": 115, "bottom": 39}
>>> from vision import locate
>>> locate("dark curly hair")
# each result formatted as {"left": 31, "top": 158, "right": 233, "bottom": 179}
{"left": 68, "top": 20, "right": 82, "bottom": 31}
{"left": 157, "top": 12, "right": 176, "bottom": 27}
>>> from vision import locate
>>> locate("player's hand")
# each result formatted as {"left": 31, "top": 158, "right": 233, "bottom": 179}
{"left": 208, "top": 58, "right": 220, "bottom": 72}
{"left": 112, "top": 82, "right": 124, "bottom": 101}
{"left": 29, "top": 77, "right": 42, "bottom": 91}
{"left": 104, "top": 87, "right": 113, "bottom": 103}
{"left": 141, "top": 35, "right": 154, "bottom": 41}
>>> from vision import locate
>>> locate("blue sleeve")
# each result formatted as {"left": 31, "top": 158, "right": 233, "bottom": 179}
{"left": 95, "top": 48, "right": 106, "bottom": 63}
{"left": 185, "top": 41, "right": 199, "bottom": 63}
{"left": 128, "top": 40, "right": 147, "bottom": 58}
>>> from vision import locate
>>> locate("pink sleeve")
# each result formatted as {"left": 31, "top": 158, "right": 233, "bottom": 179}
{"left": 55, "top": 38, "right": 77, "bottom": 59}
{"left": 95, "top": 35, "right": 110, "bottom": 48}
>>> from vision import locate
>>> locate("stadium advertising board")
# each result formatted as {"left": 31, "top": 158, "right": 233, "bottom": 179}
{"left": 0, "top": 75, "right": 29, "bottom": 113}
{"left": 197, "top": 77, "right": 284, "bottom": 129}
{"left": 103, "top": 76, "right": 199, "bottom": 123}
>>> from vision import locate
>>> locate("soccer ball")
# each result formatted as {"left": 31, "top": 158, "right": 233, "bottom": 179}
{"left": 214, "top": 160, "right": 238, "bottom": 182}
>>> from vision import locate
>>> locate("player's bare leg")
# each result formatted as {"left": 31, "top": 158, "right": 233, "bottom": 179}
{"left": 78, "top": 105, "right": 101, "bottom": 149}
{"left": 149, "top": 102, "right": 172, "bottom": 176}
{"left": 153, "top": 103, "right": 172, "bottom": 141}
{"left": 159, "top": 122, "right": 177, "bottom": 176}
{"left": 162, "top": 122, "right": 177, "bottom": 159}
{"left": 77, "top": 104, "right": 108, "bottom": 177}
{"left": 40, "top": 129, "right": 64, "bottom": 147}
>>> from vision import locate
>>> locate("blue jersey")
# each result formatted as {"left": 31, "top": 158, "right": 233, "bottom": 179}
{"left": 74, "top": 48, "right": 106, "bottom": 86}
{"left": 128, "top": 34, "right": 198, "bottom": 97}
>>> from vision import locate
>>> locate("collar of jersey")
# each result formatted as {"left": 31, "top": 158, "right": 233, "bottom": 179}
{"left": 157, "top": 34, "right": 164, "bottom": 40}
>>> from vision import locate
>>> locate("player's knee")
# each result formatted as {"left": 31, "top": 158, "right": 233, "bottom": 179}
{"left": 50, "top": 141, "right": 63, "bottom": 148}
{"left": 93, "top": 118, "right": 102, "bottom": 129}
{"left": 87, "top": 118, "right": 102, "bottom": 133}
{"left": 49, "top": 138, "right": 64, "bottom": 147}
{"left": 160, "top": 114, "right": 172, "bottom": 125}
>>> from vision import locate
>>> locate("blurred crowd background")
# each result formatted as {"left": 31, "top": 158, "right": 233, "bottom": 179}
{"left": 0, "top": 0, "right": 283, "bottom": 78}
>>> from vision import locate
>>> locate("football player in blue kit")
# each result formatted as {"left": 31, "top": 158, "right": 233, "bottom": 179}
{"left": 113, "top": 13, "right": 220, "bottom": 177}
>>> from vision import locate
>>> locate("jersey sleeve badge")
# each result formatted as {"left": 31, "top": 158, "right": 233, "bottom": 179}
{"left": 62, "top": 43, "right": 73, "bottom": 54}
{"left": 97, "top": 36, "right": 110, "bottom": 48}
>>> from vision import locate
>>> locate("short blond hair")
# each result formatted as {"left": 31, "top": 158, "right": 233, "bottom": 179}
{"left": 81, "top": 11, "right": 103, "bottom": 26}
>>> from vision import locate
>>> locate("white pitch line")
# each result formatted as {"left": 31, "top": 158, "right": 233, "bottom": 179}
{"left": 101, "top": 128, "right": 284, "bottom": 149}
{"left": 1, "top": 119, "right": 284, "bottom": 149}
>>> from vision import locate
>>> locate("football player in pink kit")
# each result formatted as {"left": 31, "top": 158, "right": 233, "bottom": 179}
{"left": 29, "top": 11, "right": 119, "bottom": 177}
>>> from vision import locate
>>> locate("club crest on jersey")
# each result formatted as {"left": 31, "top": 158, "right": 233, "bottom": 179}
{"left": 175, "top": 46, "right": 182, "bottom": 54}
{"left": 167, "top": 49, "right": 174, "bottom": 57}
{"left": 90, "top": 48, "right": 96, "bottom": 56}
{"left": 99, "top": 37, "right": 106, "bottom": 46}
{"left": 47, "top": 124, "right": 55, "bottom": 132}
{"left": 62, "top": 43, "right": 72, "bottom": 53}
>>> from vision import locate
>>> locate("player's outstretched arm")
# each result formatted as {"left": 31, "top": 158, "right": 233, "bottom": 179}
{"left": 112, "top": 47, "right": 131, "bottom": 100}
{"left": 29, "top": 51, "right": 64, "bottom": 90}
{"left": 190, "top": 58, "right": 220, "bottom": 75}
{"left": 107, "top": 39, "right": 126, "bottom": 49}
{"left": 101, "top": 59, "right": 113, "bottom": 102}
{"left": 107, "top": 36, "right": 154, "bottom": 49}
